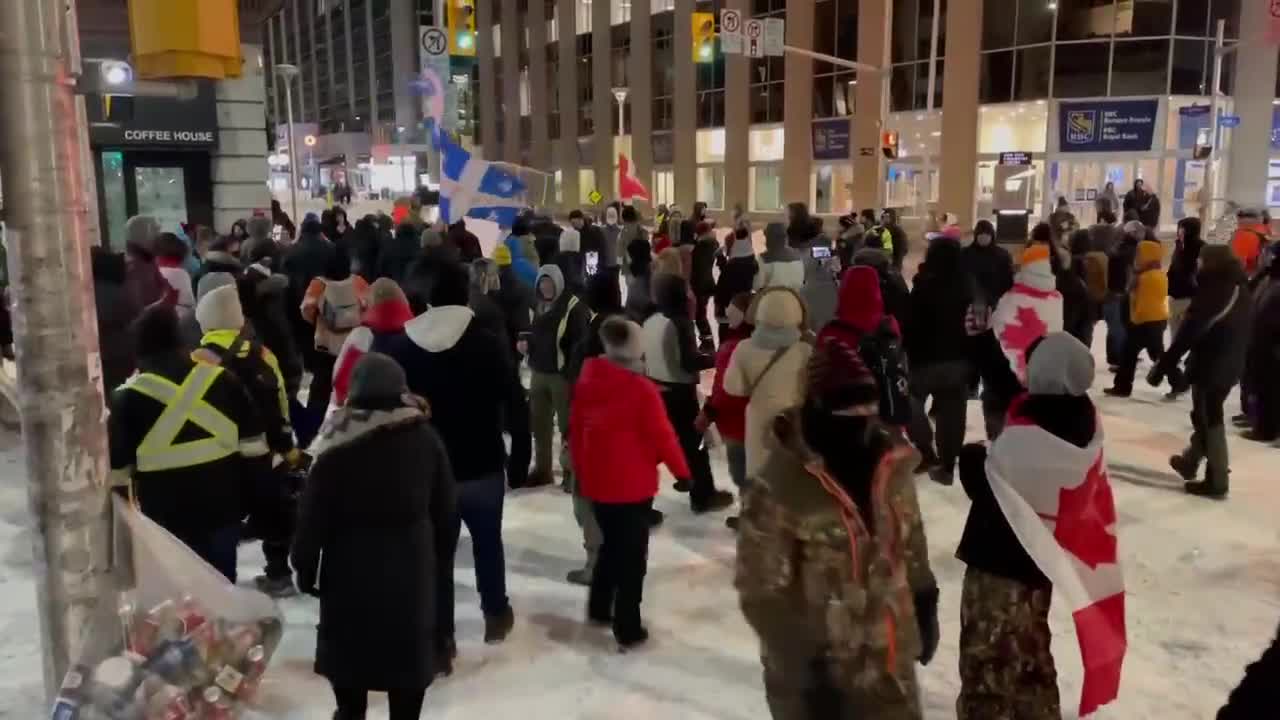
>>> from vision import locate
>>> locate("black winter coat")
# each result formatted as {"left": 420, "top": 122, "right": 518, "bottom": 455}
{"left": 1157, "top": 260, "right": 1254, "bottom": 389}
{"left": 1218, "top": 621, "right": 1280, "bottom": 719}
{"left": 904, "top": 264, "right": 972, "bottom": 368}
{"left": 402, "top": 244, "right": 462, "bottom": 314}
{"left": 690, "top": 236, "right": 720, "bottom": 296}
{"left": 282, "top": 233, "right": 338, "bottom": 352}
{"left": 960, "top": 244, "right": 1014, "bottom": 307}
{"left": 92, "top": 249, "right": 142, "bottom": 392}
{"left": 242, "top": 267, "right": 304, "bottom": 395}
{"left": 957, "top": 443, "right": 1049, "bottom": 588}
{"left": 493, "top": 268, "right": 534, "bottom": 353}
{"left": 1107, "top": 236, "right": 1138, "bottom": 295}
{"left": 292, "top": 405, "right": 455, "bottom": 690}
{"left": 1058, "top": 270, "right": 1093, "bottom": 345}
{"left": 714, "top": 255, "right": 758, "bottom": 322}
{"left": 1168, "top": 236, "right": 1205, "bottom": 300}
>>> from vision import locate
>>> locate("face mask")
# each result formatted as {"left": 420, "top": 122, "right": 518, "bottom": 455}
{"left": 734, "top": 228, "right": 748, "bottom": 240}
{"left": 976, "top": 234, "right": 993, "bottom": 246}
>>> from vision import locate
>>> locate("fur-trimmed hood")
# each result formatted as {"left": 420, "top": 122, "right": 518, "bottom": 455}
{"left": 308, "top": 401, "right": 429, "bottom": 457}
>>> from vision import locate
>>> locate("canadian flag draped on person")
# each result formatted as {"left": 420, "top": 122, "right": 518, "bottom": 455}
{"left": 618, "top": 153, "right": 650, "bottom": 203}
{"left": 992, "top": 243, "right": 1064, "bottom": 382}
{"left": 985, "top": 334, "right": 1127, "bottom": 716}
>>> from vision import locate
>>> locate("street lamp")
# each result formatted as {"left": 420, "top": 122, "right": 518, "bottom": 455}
{"left": 274, "top": 63, "right": 302, "bottom": 226}
{"left": 612, "top": 88, "right": 629, "bottom": 199}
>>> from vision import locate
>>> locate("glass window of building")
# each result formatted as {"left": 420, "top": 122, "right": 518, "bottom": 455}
{"left": 1014, "top": 45, "right": 1051, "bottom": 100}
{"left": 1209, "top": 0, "right": 1241, "bottom": 38}
{"left": 1170, "top": 39, "right": 1209, "bottom": 95}
{"left": 1111, "top": 39, "right": 1170, "bottom": 95}
{"left": 890, "top": 64, "right": 918, "bottom": 112}
{"left": 1175, "top": 0, "right": 1209, "bottom": 36}
{"left": 750, "top": 165, "right": 782, "bottom": 212}
{"left": 1017, "top": 0, "right": 1056, "bottom": 46}
{"left": 983, "top": 0, "right": 1016, "bottom": 48}
{"left": 1053, "top": 41, "right": 1110, "bottom": 97}
{"left": 981, "top": 51, "right": 1015, "bottom": 103}
{"left": 1116, "top": 0, "right": 1174, "bottom": 38}
{"left": 1057, "top": 0, "right": 1116, "bottom": 42}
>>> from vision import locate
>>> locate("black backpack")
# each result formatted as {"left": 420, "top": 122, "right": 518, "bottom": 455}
{"left": 209, "top": 331, "right": 287, "bottom": 444}
{"left": 857, "top": 320, "right": 913, "bottom": 426}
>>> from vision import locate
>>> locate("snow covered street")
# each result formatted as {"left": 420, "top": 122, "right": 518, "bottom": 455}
{"left": 1, "top": 356, "right": 1277, "bottom": 719}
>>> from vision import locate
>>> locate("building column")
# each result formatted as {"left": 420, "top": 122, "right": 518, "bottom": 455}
{"left": 213, "top": 44, "right": 272, "bottom": 232}
{"left": 476, "top": 0, "right": 499, "bottom": 159}
{"left": 1226, "top": 0, "right": 1280, "bottom": 207}
{"left": 724, "top": 0, "right": 751, "bottom": 217}
{"left": 392, "top": 0, "right": 419, "bottom": 131}
{"left": 593, "top": 0, "right": 614, "bottom": 200}
{"left": 528, "top": 1, "right": 551, "bottom": 172}
{"left": 306, "top": 0, "right": 321, "bottom": 122}
{"left": 852, "top": 0, "right": 890, "bottom": 211}
{"left": 501, "top": 0, "right": 523, "bottom": 165}
{"left": 266, "top": 15, "right": 282, "bottom": 127}
{"left": 557, "top": 1, "right": 580, "bottom": 211}
{"left": 289, "top": 0, "right": 307, "bottom": 121}
{"left": 629, "top": 0, "right": 654, "bottom": 211}
{"left": 940, "top": 0, "right": 981, "bottom": 228}
{"left": 673, "top": 0, "right": 696, "bottom": 210}
{"left": 783, "top": 0, "right": 814, "bottom": 206}
{"left": 364, "top": 0, "right": 378, "bottom": 128}
{"left": 342, "top": 0, "right": 357, "bottom": 119}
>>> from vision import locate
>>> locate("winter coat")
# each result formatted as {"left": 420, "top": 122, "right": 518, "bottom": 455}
{"left": 642, "top": 273, "right": 713, "bottom": 385}
{"left": 242, "top": 265, "right": 304, "bottom": 395}
{"left": 598, "top": 223, "right": 622, "bottom": 269}
{"left": 1107, "top": 235, "right": 1139, "bottom": 295}
{"left": 817, "top": 265, "right": 902, "bottom": 347}
{"left": 534, "top": 230, "right": 561, "bottom": 269}
{"left": 961, "top": 243, "right": 1015, "bottom": 308}
{"left": 1130, "top": 240, "right": 1169, "bottom": 324}
{"left": 292, "top": 402, "right": 455, "bottom": 690}
{"left": 156, "top": 259, "right": 196, "bottom": 311}
{"left": 1058, "top": 268, "right": 1093, "bottom": 346}
{"left": 707, "top": 327, "right": 751, "bottom": 443}
{"left": 125, "top": 254, "right": 171, "bottom": 311}
{"left": 301, "top": 275, "right": 371, "bottom": 356}
{"left": 1231, "top": 221, "right": 1268, "bottom": 274}
{"left": 904, "top": 240, "right": 972, "bottom": 369}
{"left": 193, "top": 328, "right": 293, "bottom": 454}
{"left": 620, "top": 224, "right": 649, "bottom": 277}
{"left": 1168, "top": 230, "right": 1205, "bottom": 300}
{"left": 853, "top": 248, "right": 911, "bottom": 331}
{"left": 283, "top": 231, "right": 339, "bottom": 301}
{"left": 1156, "top": 247, "right": 1254, "bottom": 389}
{"left": 957, "top": 391, "right": 1098, "bottom": 598}
{"left": 690, "top": 234, "right": 720, "bottom": 297}
{"left": 714, "top": 253, "right": 759, "bottom": 324}
{"left": 528, "top": 266, "right": 592, "bottom": 375}
{"left": 330, "top": 297, "right": 414, "bottom": 408}
{"left": 402, "top": 244, "right": 461, "bottom": 314}
{"left": 754, "top": 224, "right": 805, "bottom": 291}
{"left": 108, "top": 353, "right": 263, "bottom": 536}
{"left": 1089, "top": 222, "right": 1123, "bottom": 255}
{"left": 92, "top": 249, "right": 142, "bottom": 392}
{"left": 1123, "top": 189, "right": 1160, "bottom": 228}
{"left": 192, "top": 251, "right": 241, "bottom": 294}
{"left": 1218, "top": 620, "right": 1280, "bottom": 719}
{"left": 493, "top": 267, "right": 535, "bottom": 353}
{"left": 1247, "top": 269, "right": 1280, "bottom": 389}
{"left": 570, "top": 357, "right": 692, "bottom": 503}
{"left": 736, "top": 413, "right": 933, "bottom": 706}
{"left": 372, "top": 305, "right": 514, "bottom": 482}
{"left": 724, "top": 288, "right": 813, "bottom": 477}
{"left": 799, "top": 236, "right": 840, "bottom": 330}
{"left": 374, "top": 226, "right": 422, "bottom": 285}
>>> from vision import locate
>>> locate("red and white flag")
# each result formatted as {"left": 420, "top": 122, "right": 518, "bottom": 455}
{"left": 618, "top": 153, "right": 650, "bottom": 203}
{"left": 986, "top": 399, "right": 1126, "bottom": 717}
{"left": 992, "top": 248, "right": 1063, "bottom": 382}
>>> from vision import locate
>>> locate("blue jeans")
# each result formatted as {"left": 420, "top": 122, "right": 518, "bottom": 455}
{"left": 725, "top": 441, "right": 747, "bottom": 490}
{"left": 439, "top": 472, "right": 509, "bottom": 635}
{"left": 1102, "top": 297, "right": 1129, "bottom": 366}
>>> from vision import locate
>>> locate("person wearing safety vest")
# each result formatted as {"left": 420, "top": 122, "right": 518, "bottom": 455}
{"left": 523, "top": 264, "right": 591, "bottom": 490}
{"left": 107, "top": 304, "right": 267, "bottom": 582}
{"left": 191, "top": 277, "right": 302, "bottom": 597}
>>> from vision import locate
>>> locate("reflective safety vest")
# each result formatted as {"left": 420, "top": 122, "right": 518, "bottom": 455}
{"left": 555, "top": 296, "right": 597, "bottom": 370}
{"left": 125, "top": 365, "right": 240, "bottom": 472}
{"left": 878, "top": 227, "right": 895, "bottom": 257}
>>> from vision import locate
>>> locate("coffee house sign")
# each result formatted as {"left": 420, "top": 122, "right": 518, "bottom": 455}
{"left": 122, "top": 129, "right": 217, "bottom": 144}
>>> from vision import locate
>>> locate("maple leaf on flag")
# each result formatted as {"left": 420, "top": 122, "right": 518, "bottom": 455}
{"left": 1054, "top": 455, "right": 1118, "bottom": 570}
{"left": 998, "top": 305, "right": 1050, "bottom": 373}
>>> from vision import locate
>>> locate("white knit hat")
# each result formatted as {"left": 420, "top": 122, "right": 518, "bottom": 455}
{"left": 195, "top": 284, "right": 244, "bottom": 334}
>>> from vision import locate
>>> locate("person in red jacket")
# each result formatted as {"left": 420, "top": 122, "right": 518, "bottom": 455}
{"left": 570, "top": 317, "right": 691, "bottom": 649}
{"left": 699, "top": 292, "right": 753, "bottom": 530}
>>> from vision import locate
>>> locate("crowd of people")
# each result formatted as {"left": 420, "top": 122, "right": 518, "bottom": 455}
{"left": 94, "top": 193, "right": 1277, "bottom": 719}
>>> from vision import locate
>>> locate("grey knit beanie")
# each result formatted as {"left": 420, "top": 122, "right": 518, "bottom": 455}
{"left": 348, "top": 353, "right": 409, "bottom": 407}
{"left": 1027, "top": 332, "right": 1095, "bottom": 396}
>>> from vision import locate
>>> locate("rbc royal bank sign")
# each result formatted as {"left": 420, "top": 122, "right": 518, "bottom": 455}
{"left": 1058, "top": 99, "right": 1159, "bottom": 153}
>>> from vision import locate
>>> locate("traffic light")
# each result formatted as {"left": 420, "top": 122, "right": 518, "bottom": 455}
{"left": 449, "top": 0, "right": 476, "bottom": 57}
{"left": 882, "top": 130, "right": 900, "bottom": 159}
{"left": 692, "top": 12, "right": 715, "bottom": 63}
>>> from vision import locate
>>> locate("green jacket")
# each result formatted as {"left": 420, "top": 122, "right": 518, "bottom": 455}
{"left": 735, "top": 411, "right": 934, "bottom": 697}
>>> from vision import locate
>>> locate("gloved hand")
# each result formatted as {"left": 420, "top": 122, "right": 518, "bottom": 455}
{"left": 914, "top": 586, "right": 940, "bottom": 666}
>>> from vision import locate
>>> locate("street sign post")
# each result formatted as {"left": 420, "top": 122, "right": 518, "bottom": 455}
{"left": 588, "top": 189, "right": 603, "bottom": 205}
{"left": 420, "top": 25, "right": 455, "bottom": 131}
{"left": 763, "top": 18, "right": 785, "bottom": 57}
{"left": 721, "top": 9, "right": 743, "bottom": 55}
{"left": 745, "top": 19, "right": 764, "bottom": 59}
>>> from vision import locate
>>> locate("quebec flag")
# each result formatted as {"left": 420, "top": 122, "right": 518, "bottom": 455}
{"left": 438, "top": 134, "right": 527, "bottom": 228}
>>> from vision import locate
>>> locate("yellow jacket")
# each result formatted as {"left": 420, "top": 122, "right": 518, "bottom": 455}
{"left": 1130, "top": 240, "right": 1169, "bottom": 324}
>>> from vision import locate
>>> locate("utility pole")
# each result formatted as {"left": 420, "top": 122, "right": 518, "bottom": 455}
{"left": 0, "top": 0, "right": 112, "bottom": 705}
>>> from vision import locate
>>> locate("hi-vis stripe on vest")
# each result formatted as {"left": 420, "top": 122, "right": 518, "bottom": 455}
{"left": 125, "top": 365, "right": 240, "bottom": 472}
{"left": 557, "top": 296, "right": 592, "bottom": 370}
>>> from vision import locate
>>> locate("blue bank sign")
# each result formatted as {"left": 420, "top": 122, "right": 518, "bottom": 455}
{"left": 812, "top": 118, "right": 852, "bottom": 161}
{"left": 1059, "top": 99, "right": 1159, "bottom": 153}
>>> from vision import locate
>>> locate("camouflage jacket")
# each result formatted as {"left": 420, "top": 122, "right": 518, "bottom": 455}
{"left": 735, "top": 411, "right": 936, "bottom": 687}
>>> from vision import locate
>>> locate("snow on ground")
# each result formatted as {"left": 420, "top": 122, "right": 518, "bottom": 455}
{"left": 2, "top": 355, "right": 1278, "bottom": 719}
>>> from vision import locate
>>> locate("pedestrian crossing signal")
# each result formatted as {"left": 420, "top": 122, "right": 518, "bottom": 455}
{"left": 882, "top": 130, "right": 900, "bottom": 159}
{"left": 449, "top": 0, "right": 476, "bottom": 57}
{"left": 692, "top": 12, "right": 716, "bottom": 64}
